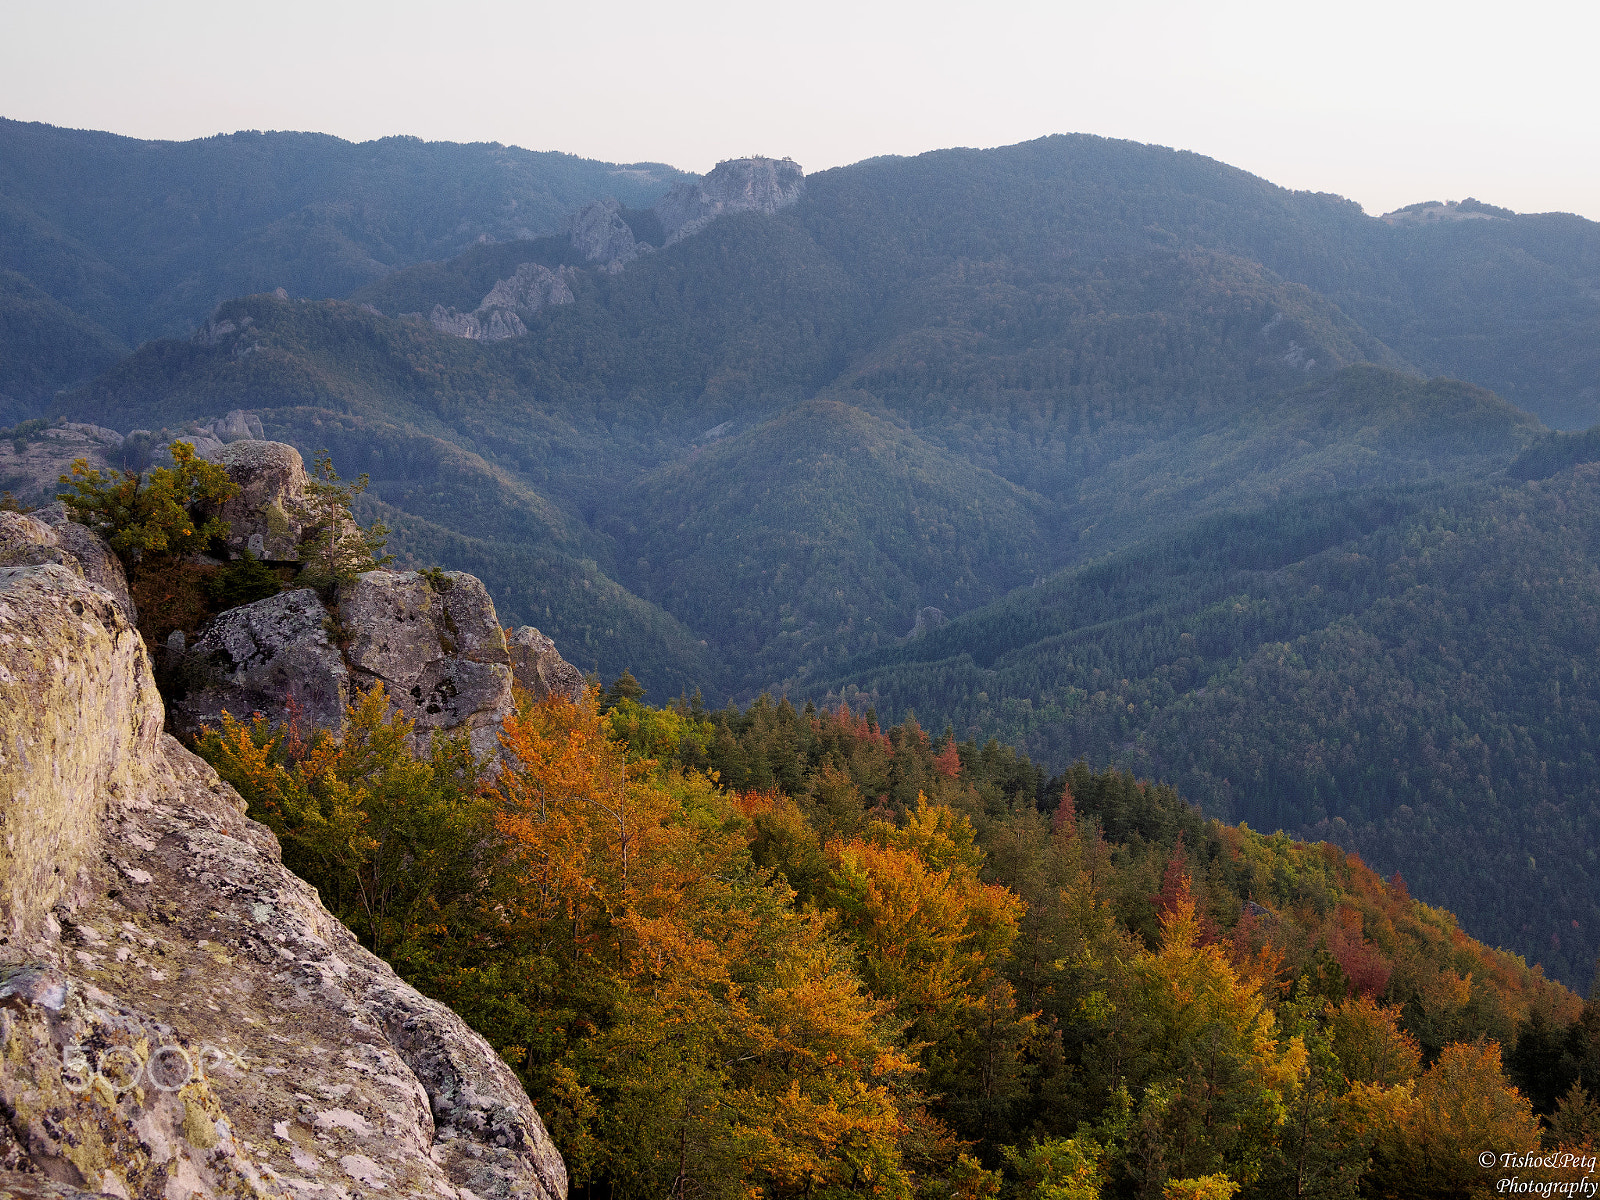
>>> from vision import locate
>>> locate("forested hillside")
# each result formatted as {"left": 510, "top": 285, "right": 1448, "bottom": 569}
{"left": 812, "top": 460, "right": 1600, "bottom": 986}
{"left": 0, "top": 119, "right": 688, "bottom": 413}
{"left": 24, "top": 128, "right": 1600, "bottom": 985}
{"left": 198, "top": 686, "right": 1595, "bottom": 1198}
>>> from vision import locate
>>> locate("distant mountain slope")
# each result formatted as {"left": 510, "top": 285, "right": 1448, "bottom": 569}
{"left": 0, "top": 268, "right": 125, "bottom": 421}
{"left": 607, "top": 398, "right": 1057, "bottom": 683}
{"left": 0, "top": 119, "right": 690, "bottom": 404}
{"left": 808, "top": 460, "right": 1600, "bottom": 986}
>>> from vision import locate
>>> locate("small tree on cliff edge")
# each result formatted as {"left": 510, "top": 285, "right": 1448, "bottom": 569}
{"left": 59, "top": 440, "right": 238, "bottom": 567}
{"left": 297, "top": 450, "right": 393, "bottom": 591}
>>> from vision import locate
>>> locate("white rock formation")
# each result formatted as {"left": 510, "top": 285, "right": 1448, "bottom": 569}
{"left": 567, "top": 199, "right": 646, "bottom": 273}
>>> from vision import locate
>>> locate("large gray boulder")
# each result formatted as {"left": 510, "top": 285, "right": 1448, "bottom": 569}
{"left": 508, "top": 626, "right": 587, "bottom": 703}
{"left": 0, "top": 507, "right": 134, "bottom": 622}
{"left": 0, "top": 560, "right": 567, "bottom": 1200}
{"left": 340, "top": 570, "right": 515, "bottom": 759}
{"left": 204, "top": 440, "right": 319, "bottom": 562}
{"left": 170, "top": 588, "right": 350, "bottom": 736}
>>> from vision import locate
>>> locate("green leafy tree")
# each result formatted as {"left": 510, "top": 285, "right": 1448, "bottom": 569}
{"left": 297, "top": 449, "right": 392, "bottom": 589}
{"left": 59, "top": 440, "right": 238, "bottom": 566}
{"left": 196, "top": 683, "right": 490, "bottom": 961}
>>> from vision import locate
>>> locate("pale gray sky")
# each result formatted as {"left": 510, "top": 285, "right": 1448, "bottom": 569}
{"left": 5, "top": 0, "right": 1597, "bottom": 220}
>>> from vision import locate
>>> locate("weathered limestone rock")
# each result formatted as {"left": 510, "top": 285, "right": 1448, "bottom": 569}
{"left": 478, "top": 263, "right": 574, "bottom": 314}
{"left": 508, "top": 626, "right": 586, "bottom": 703}
{"left": 170, "top": 588, "right": 350, "bottom": 736}
{"left": 0, "top": 562, "right": 157, "bottom": 945}
{"left": 429, "top": 264, "right": 573, "bottom": 341}
{"left": 567, "top": 199, "right": 645, "bottom": 272}
{"left": 0, "top": 507, "right": 135, "bottom": 624}
{"left": 0, "top": 562, "right": 567, "bottom": 1199}
{"left": 655, "top": 157, "right": 805, "bottom": 245}
{"left": 212, "top": 409, "right": 265, "bottom": 443}
{"left": 204, "top": 440, "right": 318, "bottom": 562}
{"left": 907, "top": 605, "right": 947, "bottom": 639}
{"left": 340, "top": 570, "right": 515, "bottom": 759}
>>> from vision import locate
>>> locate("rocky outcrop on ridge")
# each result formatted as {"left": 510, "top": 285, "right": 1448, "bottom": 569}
{"left": 428, "top": 264, "right": 574, "bottom": 341}
{"left": 567, "top": 199, "right": 646, "bottom": 273}
{"left": 340, "top": 570, "right": 516, "bottom": 759}
{"left": 170, "top": 588, "right": 350, "bottom": 735}
{"left": 654, "top": 157, "right": 805, "bottom": 246}
{"left": 0, "top": 421, "right": 125, "bottom": 507}
{"left": 169, "top": 569, "right": 537, "bottom": 760}
{"left": 0, "top": 506, "right": 567, "bottom": 1199}
{"left": 161, "top": 408, "right": 268, "bottom": 464}
{"left": 203, "top": 439, "right": 322, "bottom": 562}
{"left": 906, "top": 605, "right": 947, "bottom": 639}
{"left": 420, "top": 157, "right": 804, "bottom": 337}
{"left": 507, "top": 626, "right": 587, "bottom": 703}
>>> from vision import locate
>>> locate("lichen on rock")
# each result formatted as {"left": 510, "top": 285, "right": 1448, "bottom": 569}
{"left": 340, "top": 569, "right": 515, "bottom": 759}
{"left": 0, "top": 512, "right": 567, "bottom": 1199}
{"left": 170, "top": 587, "right": 351, "bottom": 737}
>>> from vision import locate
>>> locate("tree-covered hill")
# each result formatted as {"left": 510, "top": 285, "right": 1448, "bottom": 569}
{"left": 59, "top": 278, "right": 1536, "bottom": 699}
{"left": 0, "top": 118, "right": 690, "bottom": 407}
{"left": 808, "top": 463, "right": 1600, "bottom": 986}
{"left": 199, "top": 685, "right": 1595, "bottom": 1196}
{"left": 609, "top": 397, "right": 1058, "bottom": 682}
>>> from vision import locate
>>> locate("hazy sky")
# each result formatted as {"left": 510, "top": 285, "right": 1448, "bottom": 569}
{"left": 5, "top": 0, "right": 1597, "bottom": 220}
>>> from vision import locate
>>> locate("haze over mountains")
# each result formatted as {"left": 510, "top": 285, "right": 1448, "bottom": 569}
{"left": 6, "top": 121, "right": 1600, "bottom": 985}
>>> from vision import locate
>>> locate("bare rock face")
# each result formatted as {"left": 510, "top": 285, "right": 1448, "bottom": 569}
{"left": 479, "top": 263, "right": 575, "bottom": 314}
{"left": 170, "top": 588, "right": 351, "bottom": 737}
{"left": 0, "top": 422, "right": 124, "bottom": 508}
{"left": 0, "top": 560, "right": 567, "bottom": 1199}
{"left": 907, "top": 605, "right": 947, "bottom": 639}
{"left": 340, "top": 570, "right": 515, "bottom": 759}
{"left": 0, "top": 507, "right": 135, "bottom": 622}
{"left": 508, "top": 626, "right": 586, "bottom": 703}
{"left": 429, "top": 264, "right": 573, "bottom": 341}
{"left": 567, "top": 200, "right": 645, "bottom": 273}
{"left": 655, "top": 157, "right": 805, "bottom": 246}
{"left": 203, "top": 440, "right": 318, "bottom": 562}
{"left": 0, "top": 562, "right": 158, "bottom": 946}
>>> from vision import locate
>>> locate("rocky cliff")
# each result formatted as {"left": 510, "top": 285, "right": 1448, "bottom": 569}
{"left": 0, "top": 422, "right": 126, "bottom": 507}
{"left": 565, "top": 200, "right": 644, "bottom": 274}
{"left": 0, "top": 490, "right": 568, "bottom": 1198}
{"left": 654, "top": 157, "right": 805, "bottom": 246}
{"left": 427, "top": 264, "right": 574, "bottom": 342}
{"left": 148, "top": 438, "right": 585, "bottom": 755}
{"left": 414, "top": 157, "right": 805, "bottom": 338}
